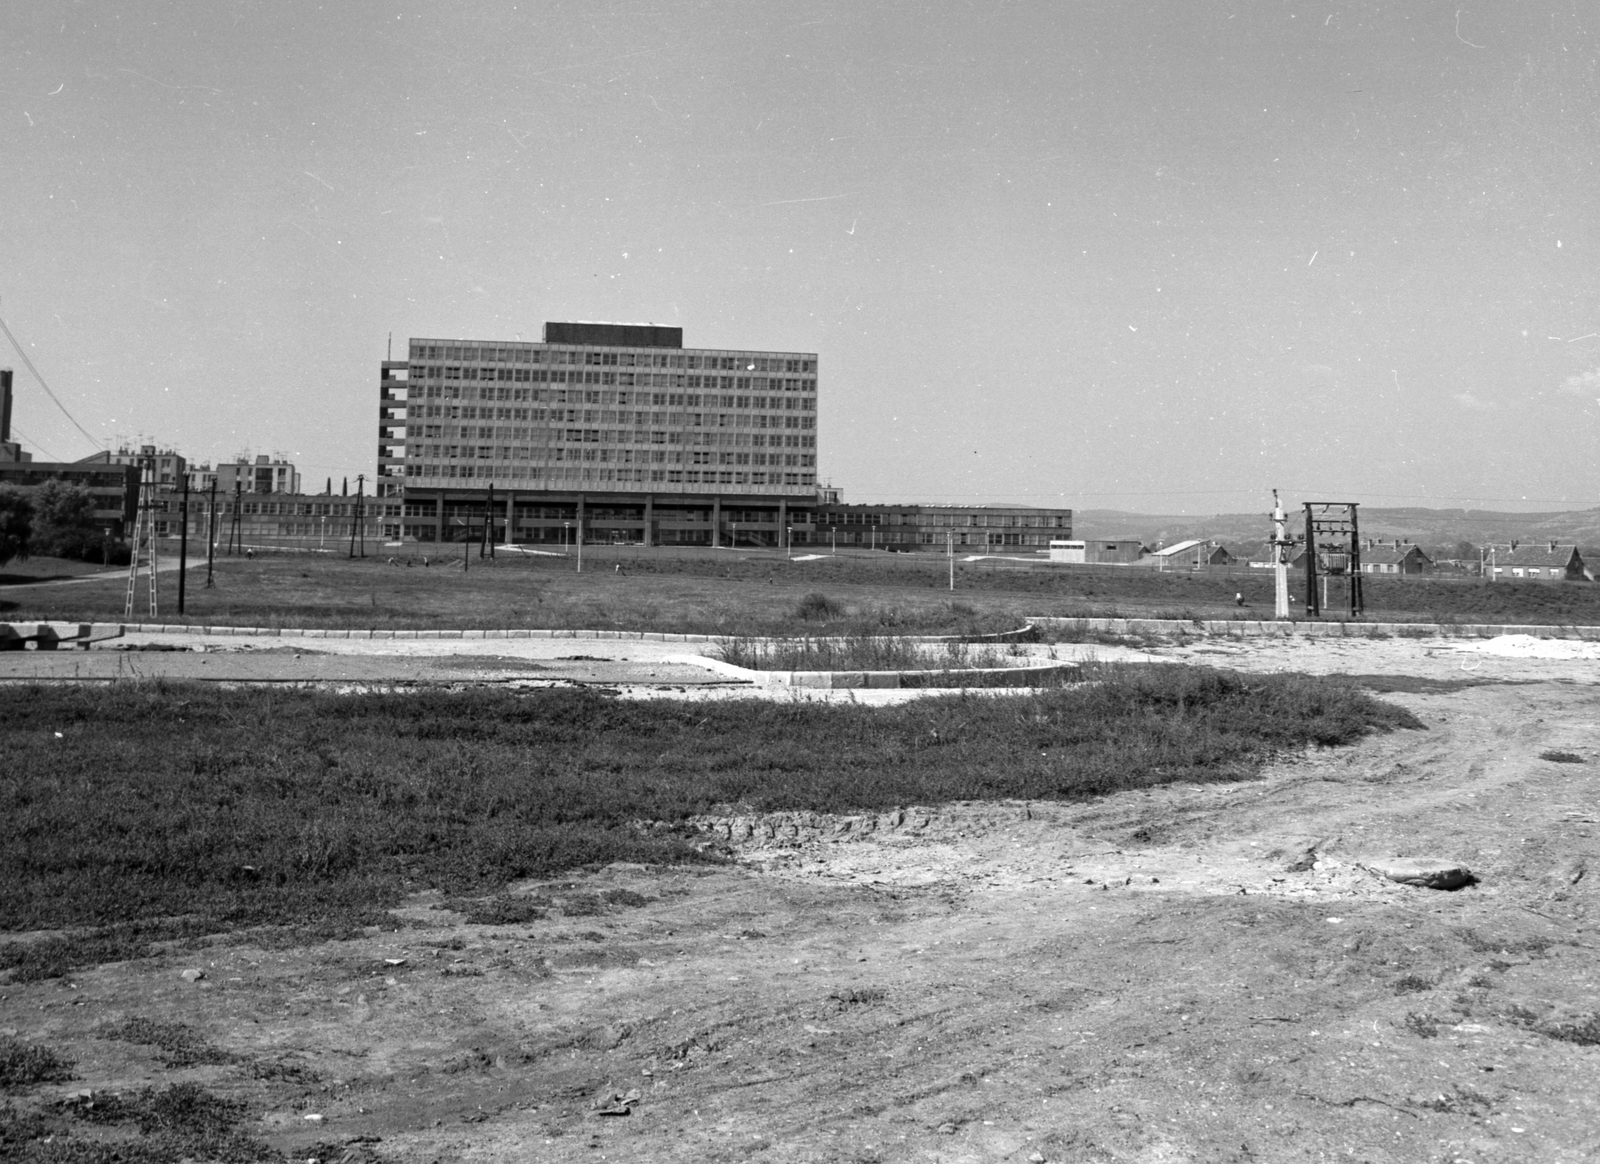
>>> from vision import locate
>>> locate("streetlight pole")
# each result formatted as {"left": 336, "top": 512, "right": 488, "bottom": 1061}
{"left": 205, "top": 478, "right": 217, "bottom": 588}
{"left": 947, "top": 530, "right": 954, "bottom": 591}
{"left": 564, "top": 520, "right": 571, "bottom": 556}
{"left": 786, "top": 526, "right": 792, "bottom": 560}
{"left": 576, "top": 517, "right": 583, "bottom": 573}
{"left": 177, "top": 472, "right": 190, "bottom": 615}
{"left": 831, "top": 526, "right": 836, "bottom": 555}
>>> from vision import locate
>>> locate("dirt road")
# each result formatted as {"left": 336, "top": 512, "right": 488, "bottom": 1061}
{"left": 3, "top": 638, "right": 1598, "bottom": 1162}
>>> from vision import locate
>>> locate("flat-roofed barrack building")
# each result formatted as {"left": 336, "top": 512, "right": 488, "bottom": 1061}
{"left": 380, "top": 322, "right": 821, "bottom": 547}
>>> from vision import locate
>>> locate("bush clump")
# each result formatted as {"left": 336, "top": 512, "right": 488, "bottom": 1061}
{"left": 794, "top": 591, "right": 846, "bottom": 621}
{"left": 0, "top": 1040, "right": 76, "bottom": 1089}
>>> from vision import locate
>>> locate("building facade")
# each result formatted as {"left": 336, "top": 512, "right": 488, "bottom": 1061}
{"left": 387, "top": 323, "right": 821, "bottom": 545}
{"left": 146, "top": 488, "right": 388, "bottom": 547}
{"left": 215, "top": 455, "right": 302, "bottom": 496}
{"left": 816, "top": 503, "right": 1070, "bottom": 552}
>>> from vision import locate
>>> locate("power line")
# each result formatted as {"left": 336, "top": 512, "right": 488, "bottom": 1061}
{"left": 7, "top": 424, "right": 62, "bottom": 461}
{"left": 0, "top": 303, "right": 103, "bottom": 452}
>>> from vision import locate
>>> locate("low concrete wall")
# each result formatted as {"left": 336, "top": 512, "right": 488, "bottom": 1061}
{"left": 1024, "top": 616, "right": 1600, "bottom": 641}
{"left": 673, "top": 653, "right": 1081, "bottom": 689}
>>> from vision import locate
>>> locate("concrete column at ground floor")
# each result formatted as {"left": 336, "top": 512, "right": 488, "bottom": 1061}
{"left": 712, "top": 496, "right": 721, "bottom": 548}
{"left": 505, "top": 491, "right": 514, "bottom": 545}
{"left": 576, "top": 493, "right": 586, "bottom": 544}
{"left": 434, "top": 494, "right": 443, "bottom": 545}
{"left": 778, "top": 499, "right": 787, "bottom": 551}
{"left": 643, "top": 493, "right": 653, "bottom": 547}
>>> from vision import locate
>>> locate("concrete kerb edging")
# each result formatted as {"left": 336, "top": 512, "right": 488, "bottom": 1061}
{"left": 52, "top": 617, "right": 1600, "bottom": 644}
{"left": 1023, "top": 616, "right": 1600, "bottom": 641}
{"left": 667, "top": 652, "right": 1083, "bottom": 690}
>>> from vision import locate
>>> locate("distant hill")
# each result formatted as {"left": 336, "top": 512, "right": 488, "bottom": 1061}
{"left": 1071, "top": 507, "right": 1600, "bottom": 559}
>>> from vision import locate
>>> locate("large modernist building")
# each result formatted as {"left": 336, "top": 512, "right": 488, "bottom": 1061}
{"left": 383, "top": 322, "right": 821, "bottom": 546}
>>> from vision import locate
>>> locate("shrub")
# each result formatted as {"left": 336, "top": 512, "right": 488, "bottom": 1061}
{"left": 0, "top": 485, "right": 31, "bottom": 567}
{"left": 28, "top": 481, "right": 101, "bottom": 561}
{"left": 0, "top": 1040, "right": 76, "bottom": 1088}
{"left": 794, "top": 592, "right": 845, "bottom": 621}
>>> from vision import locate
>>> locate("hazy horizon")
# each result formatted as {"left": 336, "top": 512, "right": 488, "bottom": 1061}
{"left": 4, "top": 2, "right": 1598, "bottom": 512}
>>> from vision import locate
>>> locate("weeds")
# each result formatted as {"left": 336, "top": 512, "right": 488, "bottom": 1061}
{"left": 1538, "top": 1014, "right": 1600, "bottom": 1046}
{"left": 0, "top": 1041, "right": 76, "bottom": 1089}
{"left": 1539, "top": 750, "right": 1585, "bottom": 764}
{"left": 451, "top": 896, "right": 550, "bottom": 925}
{"left": 1403, "top": 1012, "right": 1441, "bottom": 1038}
{"left": 713, "top": 633, "right": 1011, "bottom": 671}
{"left": 101, "top": 1019, "right": 234, "bottom": 1068}
{"left": 1392, "top": 975, "right": 1433, "bottom": 995}
{"left": 58, "top": 1081, "right": 274, "bottom": 1163}
{"left": 1, "top": 672, "right": 1417, "bottom": 948}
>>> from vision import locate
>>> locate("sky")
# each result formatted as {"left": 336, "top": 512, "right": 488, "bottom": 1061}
{"left": 2, "top": 0, "right": 1598, "bottom": 512}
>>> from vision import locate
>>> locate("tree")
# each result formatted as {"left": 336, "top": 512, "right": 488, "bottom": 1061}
{"left": 30, "top": 480, "right": 101, "bottom": 560}
{"left": 0, "top": 485, "right": 31, "bottom": 567}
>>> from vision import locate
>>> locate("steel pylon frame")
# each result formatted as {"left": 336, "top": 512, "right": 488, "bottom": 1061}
{"left": 123, "top": 461, "right": 159, "bottom": 618}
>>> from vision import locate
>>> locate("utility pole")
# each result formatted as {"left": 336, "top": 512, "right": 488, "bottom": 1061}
{"left": 349, "top": 474, "right": 366, "bottom": 559}
{"left": 228, "top": 479, "right": 242, "bottom": 555}
{"left": 481, "top": 483, "right": 493, "bottom": 560}
{"left": 947, "top": 530, "right": 954, "bottom": 591}
{"left": 177, "top": 472, "right": 190, "bottom": 615}
{"left": 1271, "top": 489, "right": 1290, "bottom": 620}
{"left": 205, "top": 478, "right": 217, "bottom": 588}
{"left": 576, "top": 517, "right": 583, "bottom": 573}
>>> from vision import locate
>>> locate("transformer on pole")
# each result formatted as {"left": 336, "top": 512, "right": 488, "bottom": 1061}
{"left": 1302, "top": 501, "right": 1364, "bottom": 619}
{"left": 1271, "top": 489, "right": 1291, "bottom": 620}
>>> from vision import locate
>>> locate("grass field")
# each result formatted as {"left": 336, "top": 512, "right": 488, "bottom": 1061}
{"left": 0, "top": 670, "right": 1416, "bottom": 980}
{"left": 5, "top": 546, "right": 1600, "bottom": 632}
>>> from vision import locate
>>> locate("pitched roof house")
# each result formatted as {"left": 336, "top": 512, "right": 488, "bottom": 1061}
{"left": 1359, "top": 542, "right": 1433, "bottom": 575}
{"left": 1490, "top": 543, "right": 1587, "bottom": 581}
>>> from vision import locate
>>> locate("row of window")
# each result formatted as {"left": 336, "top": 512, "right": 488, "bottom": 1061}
{"left": 411, "top": 428, "right": 816, "bottom": 446}
{"left": 409, "top": 407, "right": 816, "bottom": 427}
{"left": 821, "top": 511, "right": 1068, "bottom": 528}
{"left": 405, "top": 450, "right": 817, "bottom": 468}
{"left": 409, "top": 385, "right": 816, "bottom": 409}
{"left": 410, "top": 366, "right": 816, "bottom": 391}
{"left": 408, "top": 346, "right": 814, "bottom": 374}
{"left": 150, "top": 500, "right": 376, "bottom": 517}
{"left": 403, "top": 464, "right": 816, "bottom": 487}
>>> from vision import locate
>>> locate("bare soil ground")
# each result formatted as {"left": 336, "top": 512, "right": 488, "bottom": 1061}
{"left": 4, "top": 637, "right": 1599, "bottom": 1163}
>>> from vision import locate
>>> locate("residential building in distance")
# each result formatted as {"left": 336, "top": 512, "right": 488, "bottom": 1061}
{"left": 1490, "top": 543, "right": 1587, "bottom": 581}
{"left": 1358, "top": 541, "right": 1433, "bottom": 575}
{"left": 386, "top": 323, "right": 821, "bottom": 546}
{"left": 108, "top": 445, "right": 186, "bottom": 488}
{"left": 215, "top": 454, "right": 301, "bottom": 496}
